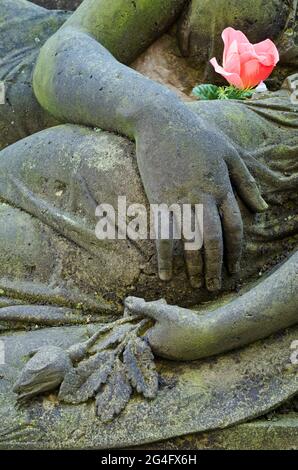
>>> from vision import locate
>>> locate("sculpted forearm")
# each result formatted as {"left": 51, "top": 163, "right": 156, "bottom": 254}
{"left": 64, "top": 0, "right": 187, "bottom": 64}
{"left": 33, "top": 27, "right": 183, "bottom": 139}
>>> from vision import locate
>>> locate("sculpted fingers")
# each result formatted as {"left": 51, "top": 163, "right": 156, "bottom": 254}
{"left": 220, "top": 192, "right": 243, "bottom": 274}
{"left": 184, "top": 249, "right": 204, "bottom": 288}
{"left": 156, "top": 238, "right": 173, "bottom": 281}
{"left": 203, "top": 200, "right": 223, "bottom": 291}
{"left": 226, "top": 153, "right": 268, "bottom": 213}
{"left": 179, "top": 204, "right": 204, "bottom": 288}
{"left": 153, "top": 208, "right": 174, "bottom": 281}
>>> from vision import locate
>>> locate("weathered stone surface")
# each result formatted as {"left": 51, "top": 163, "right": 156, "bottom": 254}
{"left": 132, "top": 34, "right": 199, "bottom": 99}
{"left": 0, "top": 0, "right": 297, "bottom": 449}
{"left": 0, "top": 323, "right": 297, "bottom": 448}
{"left": 134, "top": 414, "right": 298, "bottom": 450}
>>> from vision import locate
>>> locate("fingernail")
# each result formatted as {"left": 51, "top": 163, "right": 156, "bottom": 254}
{"left": 206, "top": 278, "right": 221, "bottom": 291}
{"left": 159, "top": 270, "right": 172, "bottom": 281}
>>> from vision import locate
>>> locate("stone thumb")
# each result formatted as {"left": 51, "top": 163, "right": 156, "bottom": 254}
{"left": 124, "top": 296, "right": 178, "bottom": 322}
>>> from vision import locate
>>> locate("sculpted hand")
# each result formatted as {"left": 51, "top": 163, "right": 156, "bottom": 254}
{"left": 125, "top": 246, "right": 298, "bottom": 361}
{"left": 135, "top": 105, "right": 267, "bottom": 291}
{"left": 32, "top": 27, "right": 266, "bottom": 293}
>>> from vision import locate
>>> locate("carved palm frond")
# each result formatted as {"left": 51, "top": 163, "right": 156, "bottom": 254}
{"left": 13, "top": 315, "right": 158, "bottom": 422}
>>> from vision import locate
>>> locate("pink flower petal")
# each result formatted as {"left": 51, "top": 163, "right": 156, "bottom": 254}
{"left": 224, "top": 40, "right": 241, "bottom": 75}
{"left": 222, "top": 27, "right": 250, "bottom": 47}
{"left": 210, "top": 58, "right": 244, "bottom": 88}
{"left": 241, "top": 59, "right": 274, "bottom": 88}
{"left": 237, "top": 42, "right": 256, "bottom": 59}
{"left": 253, "top": 39, "right": 279, "bottom": 65}
{"left": 222, "top": 27, "right": 250, "bottom": 65}
{"left": 212, "top": 28, "right": 279, "bottom": 90}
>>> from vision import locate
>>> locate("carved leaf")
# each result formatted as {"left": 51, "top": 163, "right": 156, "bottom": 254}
{"left": 58, "top": 350, "right": 115, "bottom": 404}
{"left": 123, "top": 336, "right": 158, "bottom": 399}
{"left": 96, "top": 358, "right": 132, "bottom": 422}
{"left": 91, "top": 323, "right": 135, "bottom": 353}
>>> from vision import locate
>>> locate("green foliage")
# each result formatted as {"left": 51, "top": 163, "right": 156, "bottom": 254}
{"left": 218, "top": 86, "right": 253, "bottom": 100}
{"left": 192, "top": 84, "right": 253, "bottom": 101}
{"left": 192, "top": 84, "right": 220, "bottom": 100}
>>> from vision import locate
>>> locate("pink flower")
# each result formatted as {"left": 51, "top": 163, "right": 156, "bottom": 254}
{"left": 210, "top": 27, "right": 279, "bottom": 89}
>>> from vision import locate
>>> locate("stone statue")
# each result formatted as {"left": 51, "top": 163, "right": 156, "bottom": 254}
{"left": 0, "top": 0, "right": 297, "bottom": 449}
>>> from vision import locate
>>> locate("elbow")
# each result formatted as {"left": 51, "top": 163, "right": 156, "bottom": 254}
{"left": 33, "top": 33, "right": 64, "bottom": 120}
{"left": 33, "top": 27, "right": 83, "bottom": 121}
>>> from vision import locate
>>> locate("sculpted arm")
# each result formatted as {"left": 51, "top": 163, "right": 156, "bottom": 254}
{"left": 64, "top": 0, "right": 187, "bottom": 64}
{"left": 125, "top": 251, "right": 298, "bottom": 361}
{"left": 33, "top": 0, "right": 189, "bottom": 136}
